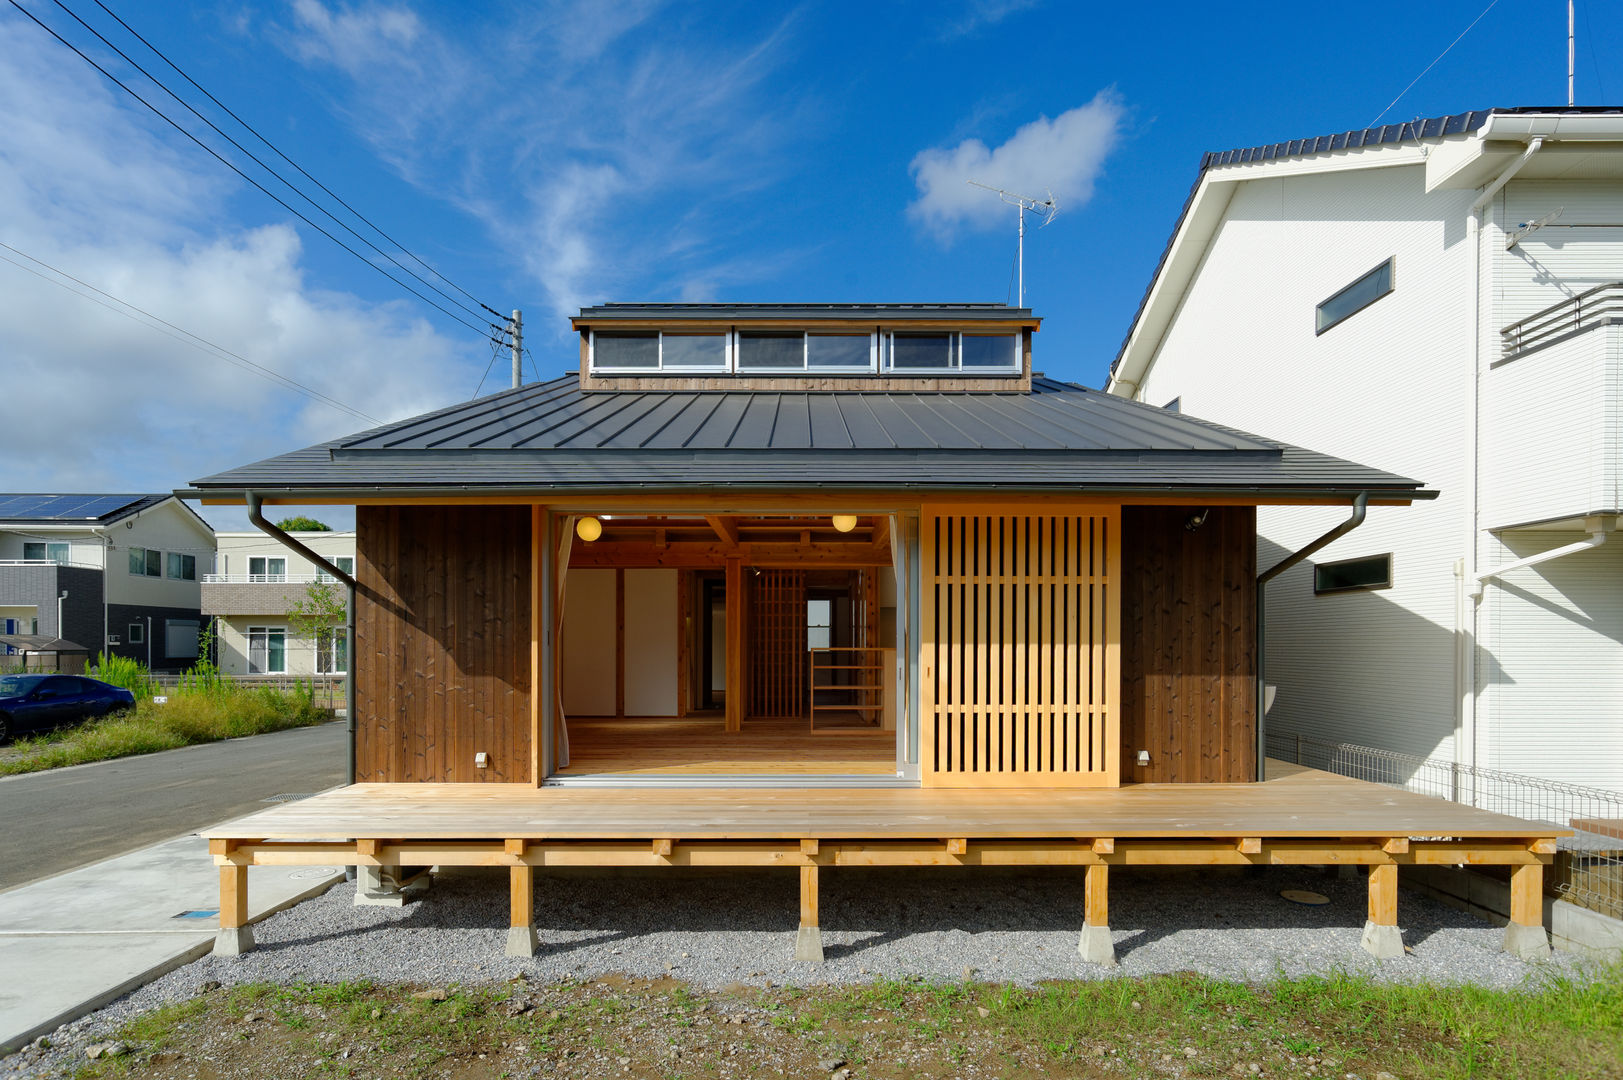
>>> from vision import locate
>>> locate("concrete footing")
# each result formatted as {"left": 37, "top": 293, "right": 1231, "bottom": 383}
{"left": 353, "top": 866, "right": 432, "bottom": 907}
{"left": 1360, "top": 920, "right": 1405, "bottom": 960}
{"left": 794, "top": 925, "right": 824, "bottom": 963}
{"left": 212, "top": 926, "right": 254, "bottom": 956}
{"left": 1077, "top": 923, "right": 1116, "bottom": 966}
{"left": 505, "top": 925, "right": 538, "bottom": 958}
{"left": 1502, "top": 922, "right": 1552, "bottom": 960}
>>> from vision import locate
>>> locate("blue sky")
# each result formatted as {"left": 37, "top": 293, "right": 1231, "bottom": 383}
{"left": 1, "top": 0, "right": 1616, "bottom": 528}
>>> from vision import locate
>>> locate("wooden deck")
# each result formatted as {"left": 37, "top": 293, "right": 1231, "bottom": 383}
{"left": 556, "top": 715, "right": 894, "bottom": 777}
{"left": 204, "top": 764, "right": 1567, "bottom": 965}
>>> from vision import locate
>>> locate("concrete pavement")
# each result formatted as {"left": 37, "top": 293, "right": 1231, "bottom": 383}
{"left": 0, "top": 832, "right": 344, "bottom": 1054}
{"left": 0, "top": 721, "right": 346, "bottom": 891}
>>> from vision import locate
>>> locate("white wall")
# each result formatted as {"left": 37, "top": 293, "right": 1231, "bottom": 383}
{"left": 1135, "top": 163, "right": 1475, "bottom": 761}
{"left": 0, "top": 530, "right": 105, "bottom": 568}
{"left": 212, "top": 532, "right": 355, "bottom": 577}
{"left": 104, "top": 501, "right": 214, "bottom": 609}
{"left": 213, "top": 615, "right": 336, "bottom": 677}
{"left": 562, "top": 569, "right": 616, "bottom": 716}
{"left": 623, "top": 569, "right": 678, "bottom": 716}
{"left": 1129, "top": 154, "right": 1623, "bottom": 789}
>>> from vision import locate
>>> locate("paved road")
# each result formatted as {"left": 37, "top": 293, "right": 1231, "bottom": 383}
{"left": 0, "top": 722, "right": 346, "bottom": 892}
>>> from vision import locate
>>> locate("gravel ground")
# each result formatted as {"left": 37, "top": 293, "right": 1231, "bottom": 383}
{"left": 8, "top": 864, "right": 1592, "bottom": 1077}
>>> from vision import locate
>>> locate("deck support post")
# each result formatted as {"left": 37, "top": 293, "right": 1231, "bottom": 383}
{"left": 214, "top": 864, "right": 254, "bottom": 955}
{"left": 1503, "top": 863, "right": 1551, "bottom": 959}
{"left": 506, "top": 863, "right": 538, "bottom": 958}
{"left": 1360, "top": 863, "right": 1404, "bottom": 959}
{"left": 1078, "top": 864, "right": 1116, "bottom": 966}
{"left": 794, "top": 864, "right": 823, "bottom": 962}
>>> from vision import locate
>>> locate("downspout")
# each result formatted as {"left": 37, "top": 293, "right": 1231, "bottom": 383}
{"left": 1461, "top": 136, "right": 1543, "bottom": 788}
{"left": 1254, "top": 493, "right": 1369, "bottom": 778}
{"left": 246, "top": 493, "right": 357, "bottom": 787}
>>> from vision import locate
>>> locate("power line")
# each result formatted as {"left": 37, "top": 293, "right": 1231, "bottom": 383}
{"left": 6, "top": 0, "right": 507, "bottom": 345}
{"left": 87, "top": 0, "right": 504, "bottom": 321}
{"left": 42, "top": 0, "right": 502, "bottom": 334}
{"left": 471, "top": 335, "right": 504, "bottom": 399}
{"left": 1369, "top": 0, "right": 1500, "bottom": 127}
{"left": 0, "top": 240, "right": 383, "bottom": 425}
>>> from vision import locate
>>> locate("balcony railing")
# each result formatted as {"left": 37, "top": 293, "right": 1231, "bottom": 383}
{"left": 1501, "top": 280, "right": 1623, "bottom": 361}
{"left": 202, "top": 573, "right": 336, "bottom": 584}
{"left": 0, "top": 558, "right": 101, "bottom": 570}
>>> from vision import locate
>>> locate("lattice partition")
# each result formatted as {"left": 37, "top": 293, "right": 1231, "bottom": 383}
{"left": 750, "top": 569, "right": 807, "bottom": 718}
{"left": 921, "top": 506, "right": 1120, "bottom": 788}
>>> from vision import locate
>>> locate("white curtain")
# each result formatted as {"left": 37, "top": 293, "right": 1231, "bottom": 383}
{"left": 554, "top": 516, "right": 575, "bottom": 768}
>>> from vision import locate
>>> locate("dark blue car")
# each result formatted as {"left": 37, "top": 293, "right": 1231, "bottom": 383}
{"left": 0, "top": 674, "right": 136, "bottom": 742}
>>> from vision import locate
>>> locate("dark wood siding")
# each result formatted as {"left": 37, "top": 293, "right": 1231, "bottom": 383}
{"left": 1120, "top": 506, "right": 1256, "bottom": 783}
{"left": 355, "top": 506, "right": 531, "bottom": 783}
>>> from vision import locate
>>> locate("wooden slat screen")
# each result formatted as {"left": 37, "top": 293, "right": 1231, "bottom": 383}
{"left": 921, "top": 507, "right": 1120, "bottom": 788}
{"left": 749, "top": 569, "right": 806, "bottom": 718}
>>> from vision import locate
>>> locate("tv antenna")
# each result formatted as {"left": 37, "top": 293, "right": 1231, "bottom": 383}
{"left": 967, "top": 180, "right": 1058, "bottom": 307}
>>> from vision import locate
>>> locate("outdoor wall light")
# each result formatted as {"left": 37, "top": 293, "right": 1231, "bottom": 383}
{"left": 831, "top": 514, "right": 858, "bottom": 533}
{"left": 575, "top": 516, "right": 603, "bottom": 542}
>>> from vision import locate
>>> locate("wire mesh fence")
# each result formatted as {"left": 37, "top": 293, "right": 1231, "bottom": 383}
{"left": 1267, "top": 729, "right": 1623, "bottom": 921}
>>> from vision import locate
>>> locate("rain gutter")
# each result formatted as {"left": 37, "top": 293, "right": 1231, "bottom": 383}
{"left": 246, "top": 492, "right": 357, "bottom": 787}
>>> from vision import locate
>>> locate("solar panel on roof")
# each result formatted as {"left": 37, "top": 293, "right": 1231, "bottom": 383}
{"left": 0, "top": 494, "right": 144, "bottom": 520}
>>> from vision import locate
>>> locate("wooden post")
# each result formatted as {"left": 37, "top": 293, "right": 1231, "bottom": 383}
{"left": 1503, "top": 862, "right": 1551, "bottom": 959}
{"left": 1359, "top": 863, "right": 1403, "bottom": 959}
{"left": 615, "top": 569, "right": 626, "bottom": 718}
{"left": 1078, "top": 863, "right": 1115, "bottom": 965}
{"left": 725, "top": 555, "right": 745, "bottom": 733}
{"left": 794, "top": 864, "right": 823, "bottom": 962}
{"left": 214, "top": 863, "right": 254, "bottom": 955}
{"left": 507, "top": 862, "right": 537, "bottom": 957}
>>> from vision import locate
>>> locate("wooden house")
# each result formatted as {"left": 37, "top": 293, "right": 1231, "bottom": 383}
{"left": 184, "top": 303, "right": 1564, "bottom": 965}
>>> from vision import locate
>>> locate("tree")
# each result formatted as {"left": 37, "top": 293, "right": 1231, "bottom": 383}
{"left": 288, "top": 581, "right": 346, "bottom": 673}
{"left": 276, "top": 515, "right": 332, "bottom": 532}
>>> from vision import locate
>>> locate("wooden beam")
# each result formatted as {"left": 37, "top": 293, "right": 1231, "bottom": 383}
{"left": 1529, "top": 837, "right": 1558, "bottom": 855}
{"left": 504, "top": 838, "right": 528, "bottom": 857}
{"left": 1367, "top": 863, "right": 1398, "bottom": 927}
{"left": 1090, "top": 838, "right": 1115, "bottom": 855}
{"left": 1084, "top": 864, "right": 1108, "bottom": 926}
{"left": 511, "top": 864, "right": 534, "bottom": 928}
{"left": 705, "top": 515, "right": 741, "bottom": 549}
{"left": 1509, "top": 863, "right": 1543, "bottom": 927}
{"left": 1237, "top": 837, "right": 1262, "bottom": 855}
{"left": 357, "top": 838, "right": 383, "bottom": 858}
{"left": 724, "top": 555, "right": 744, "bottom": 733}
{"left": 530, "top": 506, "right": 543, "bottom": 786}
{"left": 800, "top": 838, "right": 820, "bottom": 856}
{"left": 946, "top": 837, "right": 969, "bottom": 856}
{"left": 652, "top": 838, "right": 674, "bottom": 857}
{"left": 800, "top": 864, "right": 819, "bottom": 928}
{"left": 219, "top": 864, "right": 248, "bottom": 930}
{"left": 569, "top": 541, "right": 893, "bottom": 569}
{"left": 1383, "top": 837, "right": 1410, "bottom": 855}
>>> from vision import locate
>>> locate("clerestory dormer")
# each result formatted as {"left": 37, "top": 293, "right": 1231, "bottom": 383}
{"left": 571, "top": 302, "right": 1037, "bottom": 392}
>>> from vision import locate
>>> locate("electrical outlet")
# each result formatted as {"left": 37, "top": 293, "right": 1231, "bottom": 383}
{"left": 1136, "top": 750, "right": 1150, "bottom": 766}
{"left": 474, "top": 752, "right": 489, "bottom": 769}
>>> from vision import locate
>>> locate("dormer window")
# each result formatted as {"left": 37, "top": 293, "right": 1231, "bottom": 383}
{"left": 738, "top": 332, "right": 876, "bottom": 373}
{"left": 591, "top": 330, "right": 730, "bottom": 372}
{"left": 882, "top": 332, "right": 1019, "bottom": 373}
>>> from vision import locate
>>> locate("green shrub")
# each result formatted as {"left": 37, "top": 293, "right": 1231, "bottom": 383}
{"left": 90, "top": 653, "right": 156, "bottom": 700}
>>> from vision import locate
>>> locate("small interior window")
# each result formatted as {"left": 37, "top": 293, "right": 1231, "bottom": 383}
{"left": 1314, "top": 553, "right": 1392, "bottom": 594}
{"left": 1317, "top": 259, "right": 1394, "bottom": 334}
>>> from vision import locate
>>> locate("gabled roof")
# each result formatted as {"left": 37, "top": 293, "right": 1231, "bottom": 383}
{"left": 1108, "top": 106, "right": 1623, "bottom": 392}
{"left": 184, "top": 375, "right": 1431, "bottom": 502}
{"left": 0, "top": 494, "right": 169, "bottom": 525}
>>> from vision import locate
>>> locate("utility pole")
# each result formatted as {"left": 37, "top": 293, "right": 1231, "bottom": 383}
{"left": 510, "top": 310, "right": 523, "bottom": 389}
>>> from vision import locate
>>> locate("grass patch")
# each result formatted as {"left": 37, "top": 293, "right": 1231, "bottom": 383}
{"left": 0, "top": 683, "right": 331, "bottom": 776}
{"left": 73, "top": 965, "right": 1623, "bottom": 1079}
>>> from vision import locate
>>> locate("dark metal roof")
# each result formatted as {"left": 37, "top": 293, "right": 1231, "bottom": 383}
{"left": 1111, "top": 106, "right": 1623, "bottom": 378}
{"left": 576, "top": 302, "right": 1035, "bottom": 322}
{"left": 0, "top": 493, "right": 168, "bottom": 525}
{"left": 186, "top": 376, "right": 1430, "bottom": 501}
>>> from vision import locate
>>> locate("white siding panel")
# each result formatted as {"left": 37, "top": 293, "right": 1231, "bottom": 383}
{"left": 1495, "top": 181, "right": 1623, "bottom": 330}
{"left": 1481, "top": 325, "right": 1617, "bottom": 528}
{"left": 1137, "top": 164, "right": 1473, "bottom": 762}
{"left": 1480, "top": 530, "right": 1623, "bottom": 792}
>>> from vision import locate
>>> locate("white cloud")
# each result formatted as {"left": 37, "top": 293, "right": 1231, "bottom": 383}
{"left": 0, "top": 14, "right": 474, "bottom": 502}
{"left": 907, "top": 90, "right": 1126, "bottom": 241}
{"left": 936, "top": 0, "right": 1042, "bottom": 40}
{"left": 278, "top": 1, "right": 810, "bottom": 325}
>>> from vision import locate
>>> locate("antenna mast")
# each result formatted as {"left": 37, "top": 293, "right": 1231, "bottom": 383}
{"left": 967, "top": 180, "right": 1058, "bottom": 307}
{"left": 1568, "top": 0, "right": 1575, "bottom": 106}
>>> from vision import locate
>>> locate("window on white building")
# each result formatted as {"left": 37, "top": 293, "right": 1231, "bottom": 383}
{"left": 1314, "top": 553, "right": 1393, "bottom": 595}
{"left": 248, "top": 557, "right": 287, "bottom": 583}
{"left": 128, "top": 547, "right": 162, "bottom": 576}
{"left": 23, "top": 542, "right": 69, "bottom": 564}
{"left": 1316, "top": 258, "right": 1394, "bottom": 334}
{"left": 315, "top": 557, "right": 354, "bottom": 583}
{"left": 316, "top": 627, "right": 347, "bottom": 674}
{"left": 166, "top": 553, "right": 196, "bottom": 580}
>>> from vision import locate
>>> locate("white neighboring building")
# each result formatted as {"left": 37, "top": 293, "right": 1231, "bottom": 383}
{"left": 1106, "top": 106, "right": 1623, "bottom": 791}
{"left": 202, "top": 531, "right": 354, "bottom": 678}
{"left": 0, "top": 494, "right": 216, "bottom": 671}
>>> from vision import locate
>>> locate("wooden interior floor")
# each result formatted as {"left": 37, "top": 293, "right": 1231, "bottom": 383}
{"left": 209, "top": 762, "right": 1568, "bottom": 842}
{"left": 557, "top": 714, "right": 895, "bottom": 777}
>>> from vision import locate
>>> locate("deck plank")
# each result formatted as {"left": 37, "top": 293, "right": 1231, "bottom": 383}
{"left": 208, "top": 765, "right": 1567, "bottom": 842}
